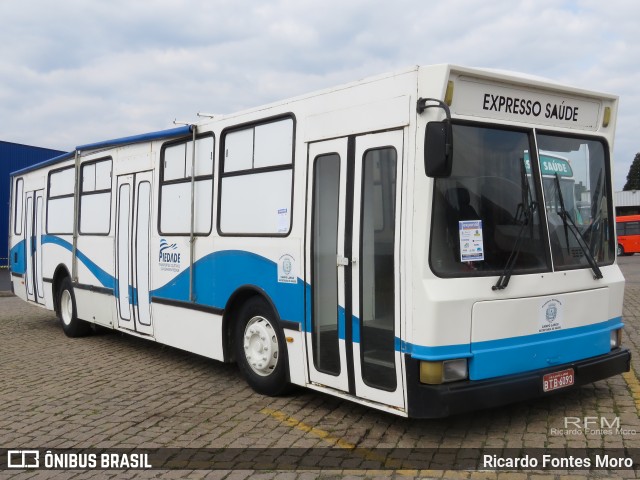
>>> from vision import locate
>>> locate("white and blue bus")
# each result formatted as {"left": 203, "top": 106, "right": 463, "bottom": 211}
{"left": 7, "top": 65, "right": 629, "bottom": 417}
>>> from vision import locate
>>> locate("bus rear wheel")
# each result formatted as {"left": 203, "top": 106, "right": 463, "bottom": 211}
{"left": 618, "top": 244, "right": 624, "bottom": 256}
{"left": 57, "top": 278, "right": 91, "bottom": 338}
{"left": 235, "top": 297, "right": 290, "bottom": 396}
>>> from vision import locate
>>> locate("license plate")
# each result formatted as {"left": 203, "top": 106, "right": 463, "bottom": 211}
{"left": 543, "top": 368, "right": 574, "bottom": 392}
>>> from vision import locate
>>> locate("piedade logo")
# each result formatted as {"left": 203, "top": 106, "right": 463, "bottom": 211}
{"left": 159, "top": 239, "right": 180, "bottom": 263}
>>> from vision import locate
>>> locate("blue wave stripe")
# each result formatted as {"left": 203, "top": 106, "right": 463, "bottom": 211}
{"left": 41, "top": 235, "right": 116, "bottom": 290}
{"left": 151, "top": 249, "right": 305, "bottom": 323}
{"left": 9, "top": 240, "right": 26, "bottom": 275}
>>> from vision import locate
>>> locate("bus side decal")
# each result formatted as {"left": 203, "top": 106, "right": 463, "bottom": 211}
{"left": 151, "top": 249, "right": 305, "bottom": 324}
{"left": 9, "top": 240, "right": 26, "bottom": 275}
{"left": 41, "top": 235, "right": 115, "bottom": 290}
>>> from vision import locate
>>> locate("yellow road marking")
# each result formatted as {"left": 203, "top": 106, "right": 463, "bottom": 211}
{"left": 260, "top": 408, "right": 356, "bottom": 449}
{"left": 622, "top": 366, "right": 640, "bottom": 413}
{"left": 262, "top": 366, "right": 640, "bottom": 473}
{"left": 260, "top": 407, "right": 418, "bottom": 473}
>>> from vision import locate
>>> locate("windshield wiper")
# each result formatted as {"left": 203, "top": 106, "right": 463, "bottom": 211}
{"left": 553, "top": 173, "right": 603, "bottom": 280}
{"left": 492, "top": 202, "right": 537, "bottom": 290}
{"left": 585, "top": 171, "right": 604, "bottom": 258}
{"left": 493, "top": 158, "right": 536, "bottom": 291}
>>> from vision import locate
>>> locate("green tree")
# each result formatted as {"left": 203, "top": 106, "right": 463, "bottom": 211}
{"left": 623, "top": 153, "right": 640, "bottom": 191}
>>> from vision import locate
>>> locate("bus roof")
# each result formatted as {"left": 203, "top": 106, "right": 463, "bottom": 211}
{"left": 10, "top": 64, "right": 617, "bottom": 178}
{"left": 447, "top": 64, "right": 617, "bottom": 101}
{"left": 10, "top": 125, "right": 192, "bottom": 177}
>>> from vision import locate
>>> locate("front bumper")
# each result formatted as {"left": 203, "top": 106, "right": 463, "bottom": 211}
{"left": 405, "top": 348, "right": 631, "bottom": 418}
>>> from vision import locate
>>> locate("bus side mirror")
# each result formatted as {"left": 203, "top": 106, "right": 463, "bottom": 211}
{"left": 424, "top": 120, "right": 453, "bottom": 178}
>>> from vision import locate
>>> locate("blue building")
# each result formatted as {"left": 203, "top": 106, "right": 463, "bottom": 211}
{"left": 1, "top": 141, "right": 66, "bottom": 267}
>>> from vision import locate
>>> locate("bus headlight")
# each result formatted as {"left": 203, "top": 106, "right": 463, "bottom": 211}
{"left": 419, "top": 359, "right": 468, "bottom": 384}
{"left": 610, "top": 329, "right": 622, "bottom": 349}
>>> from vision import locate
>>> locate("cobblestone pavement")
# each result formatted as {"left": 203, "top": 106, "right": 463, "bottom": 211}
{"left": 1, "top": 280, "right": 639, "bottom": 479}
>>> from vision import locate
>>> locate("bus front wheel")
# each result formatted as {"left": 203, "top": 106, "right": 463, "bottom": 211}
{"left": 235, "top": 297, "right": 290, "bottom": 396}
{"left": 57, "top": 278, "right": 91, "bottom": 338}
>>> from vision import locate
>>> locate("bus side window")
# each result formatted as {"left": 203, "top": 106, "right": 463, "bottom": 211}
{"left": 47, "top": 166, "right": 75, "bottom": 235}
{"left": 14, "top": 178, "right": 24, "bottom": 235}
{"left": 627, "top": 222, "right": 640, "bottom": 236}
{"left": 159, "top": 134, "right": 215, "bottom": 235}
{"left": 79, "top": 158, "right": 112, "bottom": 235}
{"left": 219, "top": 117, "right": 294, "bottom": 236}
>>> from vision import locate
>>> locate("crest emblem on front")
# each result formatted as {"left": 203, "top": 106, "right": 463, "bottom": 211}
{"left": 540, "top": 298, "right": 563, "bottom": 333}
{"left": 283, "top": 257, "right": 292, "bottom": 275}
{"left": 546, "top": 303, "right": 558, "bottom": 321}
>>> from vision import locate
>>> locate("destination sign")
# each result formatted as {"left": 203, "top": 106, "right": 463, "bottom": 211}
{"left": 453, "top": 77, "right": 602, "bottom": 130}
{"left": 523, "top": 152, "right": 573, "bottom": 177}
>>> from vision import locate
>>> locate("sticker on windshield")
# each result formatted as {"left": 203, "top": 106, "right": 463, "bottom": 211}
{"left": 459, "top": 220, "right": 485, "bottom": 262}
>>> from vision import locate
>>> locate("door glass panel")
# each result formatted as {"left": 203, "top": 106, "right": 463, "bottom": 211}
{"left": 25, "top": 196, "right": 34, "bottom": 296}
{"left": 136, "top": 182, "right": 151, "bottom": 326}
{"left": 312, "top": 154, "right": 341, "bottom": 375}
{"left": 360, "top": 148, "right": 397, "bottom": 390}
{"left": 117, "top": 184, "right": 131, "bottom": 321}
{"left": 36, "top": 195, "right": 44, "bottom": 297}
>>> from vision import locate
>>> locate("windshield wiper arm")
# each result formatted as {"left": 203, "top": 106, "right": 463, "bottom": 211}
{"left": 554, "top": 173, "right": 603, "bottom": 280}
{"left": 492, "top": 202, "right": 536, "bottom": 291}
{"left": 493, "top": 158, "right": 536, "bottom": 291}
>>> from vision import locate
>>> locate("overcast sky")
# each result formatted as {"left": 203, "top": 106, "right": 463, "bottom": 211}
{"left": 1, "top": 0, "right": 638, "bottom": 189}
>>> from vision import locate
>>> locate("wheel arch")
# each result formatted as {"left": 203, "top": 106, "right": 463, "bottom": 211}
{"left": 221, "top": 285, "right": 282, "bottom": 363}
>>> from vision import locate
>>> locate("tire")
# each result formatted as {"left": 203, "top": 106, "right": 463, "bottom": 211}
{"left": 618, "top": 244, "right": 624, "bottom": 256}
{"left": 235, "top": 296, "right": 290, "bottom": 396}
{"left": 57, "top": 277, "right": 91, "bottom": 338}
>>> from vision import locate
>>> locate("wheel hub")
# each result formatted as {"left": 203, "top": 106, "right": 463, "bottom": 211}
{"left": 243, "top": 316, "right": 279, "bottom": 376}
{"left": 61, "top": 290, "right": 73, "bottom": 326}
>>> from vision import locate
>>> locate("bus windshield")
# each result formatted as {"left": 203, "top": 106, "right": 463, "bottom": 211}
{"left": 429, "top": 125, "right": 614, "bottom": 278}
{"left": 537, "top": 134, "right": 614, "bottom": 270}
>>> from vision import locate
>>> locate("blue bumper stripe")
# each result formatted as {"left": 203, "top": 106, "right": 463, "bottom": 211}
{"left": 403, "top": 341, "right": 472, "bottom": 360}
{"left": 468, "top": 317, "right": 623, "bottom": 380}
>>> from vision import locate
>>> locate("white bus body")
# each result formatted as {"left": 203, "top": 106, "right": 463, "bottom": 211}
{"left": 8, "top": 65, "right": 629, "bottom": 417}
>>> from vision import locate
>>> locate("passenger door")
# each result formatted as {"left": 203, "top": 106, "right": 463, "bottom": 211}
{"left": 115, "top": 171, "right": 154, "bottom": 336}
{"left": 306, "top": 138, "right": 350, "bottom": 391}
{"left": 24, "top": 189, "right": 45, "bottom": 305}
{"left": 305, "top": 131, "right": 405, "bottom": 409}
